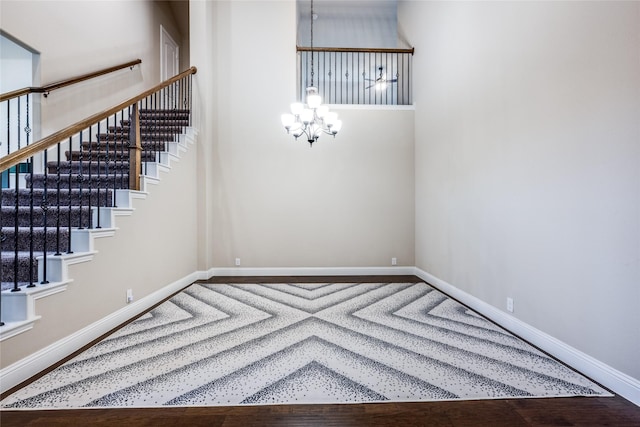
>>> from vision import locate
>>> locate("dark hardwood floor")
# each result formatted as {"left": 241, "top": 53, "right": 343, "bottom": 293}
{"left": 2, "top": 276, "right": 639, "bottom": 426}
{"left": 3, "top": 396, "right": 640, "bottom": 426}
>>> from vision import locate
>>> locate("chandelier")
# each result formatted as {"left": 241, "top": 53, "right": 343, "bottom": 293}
{"left": 281, "top": 0, "right": 342, "bottom": 146}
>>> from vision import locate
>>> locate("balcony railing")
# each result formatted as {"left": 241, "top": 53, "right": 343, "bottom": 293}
{"left": 297, "top": 47, "right": 414, "bottom": 106}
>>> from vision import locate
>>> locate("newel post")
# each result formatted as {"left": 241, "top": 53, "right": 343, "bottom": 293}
{"left": 128, "top": 103, "right": 142, "bottom": 191}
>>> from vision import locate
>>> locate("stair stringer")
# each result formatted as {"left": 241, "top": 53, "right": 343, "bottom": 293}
{"left": 0, "top": 127, "right": 197, "bottom": 343}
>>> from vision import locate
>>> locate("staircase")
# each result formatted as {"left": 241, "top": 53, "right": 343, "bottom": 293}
{"left": 0, "top": 109, "right": 190, "bottom": 295}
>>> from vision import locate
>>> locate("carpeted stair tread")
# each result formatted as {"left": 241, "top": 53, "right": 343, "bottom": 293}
{"left": 88, "top": 139, "right": 168, "bottom": 150}
{"left": 2, "top": 227, "right": 70, "bottom": 253}
{"left": 47, "top": 161, "right": 129, "bottom": 175}
{"left": 97, "top": 135, "right": 178, "bottom": 144}
{"left": 1, "top": 206, "right": 92, "bottom": 228}
{"left": 139, "top": 108, "right": 190, "bottom": 115}
{"left": 1, "top": 251, "right": 42, "bottom": 283}
{"left": 108, "top": 125, "right": 186, "bottom": 134}
{"left": 1, "top": 188, "right": 114, "bottom": 207}
{"left": 121, "top": 119, "right": 190, "bottom": 126}
{"left": 64, "top": 150, "right": 156, "bottom": 162}
{"left": 26, "top": 174, "right": 131, "bottom": 190}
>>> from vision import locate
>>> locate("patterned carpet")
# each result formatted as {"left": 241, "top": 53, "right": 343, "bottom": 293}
{"left": 1, "top": 282, "right": 610, "bottom": 408}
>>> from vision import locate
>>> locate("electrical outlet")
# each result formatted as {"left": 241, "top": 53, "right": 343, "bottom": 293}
{"left": 235, "top": 258, "right": 241, "bottom": 266}
{"left": 126, "top": 289, "right": 134, "bottom": 304}
{"left": 391, "top": 257, "right": 397, "bottom": 266}
{"left": 506, "top": 297, "right": 514, "bottom": 313}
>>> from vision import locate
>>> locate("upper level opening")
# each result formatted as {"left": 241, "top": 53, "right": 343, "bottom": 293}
{"left": 295, "top": 0, "right": 413, "bottom": 106}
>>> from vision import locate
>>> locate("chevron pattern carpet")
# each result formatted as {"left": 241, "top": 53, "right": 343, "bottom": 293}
{"left": 1, "top": 282, "right": 610, "bottom": 409}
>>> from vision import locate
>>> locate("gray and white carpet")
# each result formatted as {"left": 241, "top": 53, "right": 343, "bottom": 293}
{"left": 1, "top": 282, "right": 610, "bottom": 409}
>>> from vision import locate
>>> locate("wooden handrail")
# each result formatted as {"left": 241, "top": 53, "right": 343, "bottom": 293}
{"left": 0, "top": 59, "right": 142, "bottom": 102}
{"left": 297, "top": 46, "right": 414, "bottom": 55}
{"left": 0, "top": 66, "right": 197, "bottom": 172}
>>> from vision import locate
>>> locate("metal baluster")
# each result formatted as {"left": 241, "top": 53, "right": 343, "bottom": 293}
{"left": 12, "top": 158, "right": 20, "bottom": 292}
{"left": 126, "top": 105, "right": 131, "bottom": 190}
{"left": 77, "top": 130, "right": 84, "bottom": 229}
{"left": 105, "top": 115, "right": 111, "bottom": 211}
{"left": 120, "top": 108, "right": 126, "bottom": 192}
{"left": 350, "top": 52, "right": 354, "bottom": 105}
{"left": 87, "top": 125, "right": 93, "bottom": 229}
{"left": 366, "top": 52, "right": 370, "bottom": 104}
{"left": 112, "top": 112, "right": 118, "bottom": 207}
{"left": 25, "top": 98, "right": 36, "bottom": 288}
{"left": 66, "top": 136, "right": 73, "bottom": 254}
{"left": 144, "top": 97, "right": 149, "bottom": 177}
{"left": 337, "top": 51, "right": 341, "bottom": 104}
{"left": 11, "top": 97, "right": 21, "bottom": 292}
{"left": 54, "top": 142, "right": 62, "bottom": 255}
{"left": 357, "top": 52, "right": 361, "bottom": 105}
{"left": 40, "top": 149, "right": 49, "bottom": 285}
{"left": 95, "top": 122, "right": 101, "bottom": 229}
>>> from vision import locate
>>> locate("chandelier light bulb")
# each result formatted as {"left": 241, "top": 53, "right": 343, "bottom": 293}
{"left": 331, "top": 120, "right": 343, "bottom": 134}
{"left": 281, "top": 114, "right": 295, "bottom": 130}
{"left": 306, "top": 88, "right": 322, "bottom": 109}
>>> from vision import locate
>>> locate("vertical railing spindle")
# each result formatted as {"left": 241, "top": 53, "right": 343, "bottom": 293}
{"left": 128, "top": 103, "right": 141, "bottom": 191}
{"left": 54, "top": 143, "right": 62, "bottom": 255}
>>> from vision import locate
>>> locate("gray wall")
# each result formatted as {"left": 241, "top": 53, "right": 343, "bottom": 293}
{"left": 401, "top": 0, "right": 640, "bottom": 380}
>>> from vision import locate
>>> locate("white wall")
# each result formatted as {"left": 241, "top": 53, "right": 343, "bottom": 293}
{"left": 0, "top": 0, "right": 183, "bottom": 138}
{"left": 297, "top": 0, "right": 398, "bottom": 48}
{"left": 401, "top": 0, "right": 640, "bottom": 380}
{"left": 190, "top": 0, "right": 415, "bottom": 271}
{"left": 0, "top": 34, "right": 33, "bottom": 92}
{"left": 0, "top": 34, "right": 37, "bottom": 153}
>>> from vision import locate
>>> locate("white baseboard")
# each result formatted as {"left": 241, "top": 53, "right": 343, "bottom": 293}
{"left": 414, "top": 267, "right": 640, "bottom": 407}
{"left": 209, "top": 266, "right": 416, "bottom": 278}
{"left": 0, "top": 271, "right": 201, "bottom": 395}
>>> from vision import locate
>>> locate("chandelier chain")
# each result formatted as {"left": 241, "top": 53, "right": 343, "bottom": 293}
{"left": 310, "top": 0, "right": 314, "bottom": 87}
